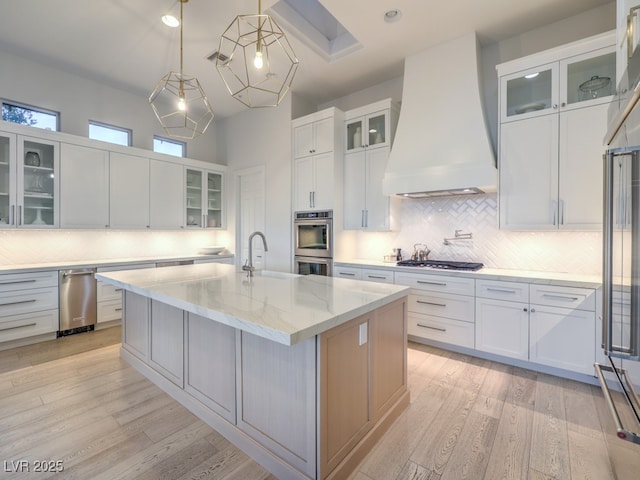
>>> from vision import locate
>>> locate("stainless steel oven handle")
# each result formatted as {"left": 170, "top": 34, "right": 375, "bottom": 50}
{"left": 603, "top": 150, "right": 614, "bottom": 354}
{"left": 62, "top": 271, "right": 94, "bottom": 278}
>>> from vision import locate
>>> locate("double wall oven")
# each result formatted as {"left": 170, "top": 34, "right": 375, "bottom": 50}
{"left": 293, "top": 210, "right": 333, "bottom": 276}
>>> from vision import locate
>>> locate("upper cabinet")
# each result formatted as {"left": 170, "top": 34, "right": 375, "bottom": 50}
{"left": 0, "top": 131, "right": 59, "bottom": 228}
{"left": 109, "top": 152, "right": 150, "bottom": 229}
{"left": 292, "top": 107, "right": 343, "bottom": 212}
{"left": 185, "top": 168, "right": 224, "bottom": 229}
{"left": 497, "top": 31, "right": 616, "bottom": 231}
{"left": 343, "top": 99, "right": 399, "bottom": 231}
{"left": 149, "top": 160, "right": 183, "bottom": 229}
{"left": 616, "top": 0, "right": 640, "bottom": 86}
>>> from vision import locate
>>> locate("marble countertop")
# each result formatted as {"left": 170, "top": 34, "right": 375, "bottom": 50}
{"left": 0, "top": 253, "right": 234, "bottom": 274}
{"left": 335, "top": 259, "right": 602, "bottom": 289}
{"left": 96, "top": 263, "right": 410, "bottom": 346}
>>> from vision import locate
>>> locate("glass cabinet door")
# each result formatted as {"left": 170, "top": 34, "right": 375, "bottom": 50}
{"left": 18, "top": 137, "right": 58, "bottom": 227}
{"left": 501, "top": 63, "right": 556, "bottom": 122}
{"left": 367, "top": 112, "right": 387, "bottom": 147}
{"left": 0, "top": 133, "right": 15, "bottom": 227}
{"left": 346, "top": 118, "right": 364, "bottom": 152}
{"left": 185, "top": 168, "right": 203, "bottom": 227}
{"left": 561, "top": 46, "right": 616, "bottom": 109}
{"left": 206, "top": 172, "right": 222, "bottom": 228}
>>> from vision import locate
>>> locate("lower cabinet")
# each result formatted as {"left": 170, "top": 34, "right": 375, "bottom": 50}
{"left": 149, "top": 300, "right": 184, "bottom": 387}
{"left": 122, "top": 291, "right": 149, "bottom": 360}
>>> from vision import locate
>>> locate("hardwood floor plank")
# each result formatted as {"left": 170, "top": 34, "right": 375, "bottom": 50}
{"left": 529, "top": 374, "right": 570, "bottom": 479}
{"left": 395, "top": 460, "right": 440, "bottom": 480}
{"left": 176, "top": 442, "right": 271, "bottom": 480}
{"left": 473, "top": 362, "right": 512, "bottom": 419}
{"left": 438, "top": 411, "right": 498, "bottom": 480}
{"left": 567, "top": 429, "right": 615, "bottom": 480}
{"left": 563, "top": 378, "right": 606, "bottom": 439}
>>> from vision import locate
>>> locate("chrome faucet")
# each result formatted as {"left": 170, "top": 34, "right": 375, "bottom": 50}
{"left": 242, "top": 231, "right": 268, "bottom": 276}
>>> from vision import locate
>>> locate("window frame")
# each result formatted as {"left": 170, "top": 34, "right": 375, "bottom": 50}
{"left": 1, "top": 99, "right": 60, "bottom": 131}
{"left": 153, "top": 135, "right": 186, "bottom": 158}
{"left": 88, "top": 120, "right": 132, "bottom": 147}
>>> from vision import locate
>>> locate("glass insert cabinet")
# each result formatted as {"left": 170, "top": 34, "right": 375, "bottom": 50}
{"left": 0, "top": 132, "right": 59, "bottom": 228}
{"left": 345, "top": 110, "right": 390, "bottom": 152}
{"left": 185, "top": 168, "right": 223, "bottom": 228}
{"left": 500, "top": 45, "right": 616, "bottom": 122}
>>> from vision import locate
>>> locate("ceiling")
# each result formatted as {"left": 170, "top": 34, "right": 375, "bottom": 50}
{"left": 0, "top": 0, "right": 613, "bottom": 119}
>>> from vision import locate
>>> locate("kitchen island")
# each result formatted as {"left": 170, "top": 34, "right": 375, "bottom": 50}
{"left": 96, "top": 263, "right": 410, "bottom": 480}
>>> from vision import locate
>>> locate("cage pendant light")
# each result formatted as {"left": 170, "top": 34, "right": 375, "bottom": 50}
{"left": 216, "top": 0, "right": 299, "bottom": 108}
{"left": 149, "top": 0, "right": 214, "bottom": 139}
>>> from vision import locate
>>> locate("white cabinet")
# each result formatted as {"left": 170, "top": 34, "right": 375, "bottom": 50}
{"left": 149, "top": 300, "right": 184, "bottom": 387}
{"left": 0, "top": 270, "right": 58, "bottom": 343}
{"left": 617, "top": 1, "right": 640, "bottom": 85}
{"left": 0, "top": 132, "right": 59, "bottom": 228}
{"left": 497, "top": 32, "right": 616, "bottom": 230}
{"left": 185, "top": 168, "right": 224, "bottom": 229}
{"left": 60, "top": 143, "right": 109, "bottom": 228}
{"left": 96, "top": 263, "right": 155, "bottom": 325}
{"left": 109, "top": 152, "right": 149, "bottom": 229}
{"left": 396, "top": 271, "right": 475, "bottom": 349}
{"left": 343, "top": 99, "right": 399, "bottom": 230}
{"left": 333, "top": 265, "right": 363, "bottom": 280}
{"left": 149, "top": 160, "right": 183, "bottom": 229}
{"left": 292, "top": 107, "right": 343, "bottom": 211}
{"left": 475, "top": 280, "right": 530, "bottom": 360}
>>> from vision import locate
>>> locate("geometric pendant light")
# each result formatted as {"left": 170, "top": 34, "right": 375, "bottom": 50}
{"left": 149, "top": 0, "right": 214, "bottom": 139}
{"left": 216, "top": 0, "right": 299, "bottom": 108}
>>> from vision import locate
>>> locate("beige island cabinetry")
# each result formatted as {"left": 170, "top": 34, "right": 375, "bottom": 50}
{"left": 97, "top": 263, "right": 409, "bottom": 480}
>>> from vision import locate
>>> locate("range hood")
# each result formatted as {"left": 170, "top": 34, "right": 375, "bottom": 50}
{"left": 383, "top": 32, "right": 496, "bottom": 198}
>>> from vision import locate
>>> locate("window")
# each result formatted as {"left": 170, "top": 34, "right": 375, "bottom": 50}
{"left": 153, "top": 136, "right": 185, "bottom": 157}
{"left": 89, "top": 121, "right": 131, "bottom": 146}
{"left": 2, "top": 101, "right": 59, "bottom": 131}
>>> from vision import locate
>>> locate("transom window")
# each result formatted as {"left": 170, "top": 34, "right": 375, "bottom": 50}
{"left": 153, "top": 136, "right": 185, "bottom": 157}
{"left": 1, "top": 100, "right": 59, "bottom": 131}
{"left": 89, "top": 121, "right": 131, "bottom": 146}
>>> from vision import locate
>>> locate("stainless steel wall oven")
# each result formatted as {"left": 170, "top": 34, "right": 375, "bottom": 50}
{"left": 293, "top": 210, "right": 333, "bottom": 276}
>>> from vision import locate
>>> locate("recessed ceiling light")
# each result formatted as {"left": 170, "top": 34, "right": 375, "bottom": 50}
{"left": 161, "top": 14, "right": 180, "bottom": 28}
{"left": 384, "top": 9, "right": 402, "bottom": 23}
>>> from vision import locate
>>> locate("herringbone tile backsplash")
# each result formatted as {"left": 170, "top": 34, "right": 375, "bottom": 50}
{"left": 354, "top": 193, "right": 601, "bottom": 275}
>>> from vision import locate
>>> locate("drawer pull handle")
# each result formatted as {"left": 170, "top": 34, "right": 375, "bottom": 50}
{"left": 0, "top": 299, "right": 37, "bottom": 307}
{"left": 115, "top": 308, "right": 122, "bottom": 312}
{"left": 417, "top": 323, "right": 446, "bottom": 332}
{"left": 339, "top": 272, "right": 356, "bottom": 276}
{"left": 63, "top": 271, "right": 94, "bottom": 278}
{"left": 417, "top": 280, "right": 447, "bottom": 286}
{"left": 416, "top": 300, "right": 447, "bottom": 307}
{"left": 0, "top": 279, "right": 37, "bottom": 285}
{"left": 367, "top": 275, "right": 387, "bottom": 280}
{"left": 487, "top": 287, "right": 518, "bottom": 294}
{"left": 541, "top": 293, "right": 579, "bottom": 301}
{"left": 0, "top": 322, "right": 37, "bottom": 332}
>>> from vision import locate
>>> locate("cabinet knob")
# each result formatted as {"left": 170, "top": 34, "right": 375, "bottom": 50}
{"left": 530, "top": 308, "right": 536, "bottom": 313}
{"left": 523, "top": 307, "right": 528, "bottom": 312}
{"left": 552, "top": 104, "right": 558, "bottom": 109}
{"left": 561, "top": 102, "right": 566, "bottom": 107}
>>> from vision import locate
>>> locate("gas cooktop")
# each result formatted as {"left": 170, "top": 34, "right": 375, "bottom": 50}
{"left": 397, "top": 259, "right": 484, "bottom": 271}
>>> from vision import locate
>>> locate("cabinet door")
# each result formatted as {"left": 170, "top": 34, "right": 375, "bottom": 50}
{"left": 18, "top": 136, "right": 59, "bottom": 228}
{"left": 364, "top": 146, "right": 390, "bottom": 230}
{"left": 345, "top": 116, "right": 365, "bottom": 153}
{"left": 149, "top": 300, "right": 184, "bottom": 386}
{"left": 560, "top": 46, "right": 616, "bottom": 110}
{"left": 499, "top": 114, "right": 559, "bottom": 229}
{"left": 312, "top": 151, "right": 334, "bottom": 210}
{"left": 475, "top": 297, "right": 529, "bottom": 360}
{"left": 149, "top": 160, "right": 183, "bottom": 229}
{"left": 122, "top": 291, "right": 149, "bottom": 360}
{"left": 60, "top": 143, "right": 109, "bottom": 228}
{"left": 109, "top": 152, "right": 149, "bottom": 228}
{"left": 558, "top": 102, "right": 608, "bottom": 229}
{"left": 0, "top": 132, "right": 16, "bottom": 227}
{"left": 500, "top": 62, "right": 557, "bottom": 123}
{"left": 343, "top": 151, "right": 366, "bottom": 229}
{"left": 365, "top": 111, "right": 390, "bottom": 149}
{"left": 205, "top": 171, "right": 223, "bottom": 228}
{"left": 529, "top": 304, "right": 595, "bottom": 375}
{"left": 313, "top": 116, "right": 334, "bottom": 155}
{"left": 293, "top": 123, "right": 314, "bottom": 158}
{"left": 293, "top": 156, "right": 314, "bottom": 211}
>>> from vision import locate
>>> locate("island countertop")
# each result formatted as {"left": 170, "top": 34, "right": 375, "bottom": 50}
{"left": 96, "top": 262, "right": 409, "bottom": 346}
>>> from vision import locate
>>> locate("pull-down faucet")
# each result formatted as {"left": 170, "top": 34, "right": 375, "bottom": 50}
{"left": 242, "top": 231, "right": 268, "bottom": 276}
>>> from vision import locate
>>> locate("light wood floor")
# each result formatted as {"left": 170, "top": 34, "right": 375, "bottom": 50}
{"left": 0, "top": 328, "right": 638, "bottom": 479}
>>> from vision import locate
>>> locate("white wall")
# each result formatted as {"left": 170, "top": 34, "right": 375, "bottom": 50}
{"left": 216, "top": 96, "right": 293, "bottom": 272}
{"left": 0, "top": 48, "right": 219, "bottom": 163}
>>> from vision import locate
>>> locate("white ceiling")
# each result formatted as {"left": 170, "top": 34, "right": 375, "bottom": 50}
{"left": 0, "top": 0, "right": 613, "bottom": 119}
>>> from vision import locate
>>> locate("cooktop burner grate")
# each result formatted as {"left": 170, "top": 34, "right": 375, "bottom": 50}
{"left": 397, "top": 259, "right": 484, "bottom": 271}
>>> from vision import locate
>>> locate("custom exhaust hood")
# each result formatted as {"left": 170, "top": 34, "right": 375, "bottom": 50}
{"left": 383, "top": 32, "right": 497, "bottom": 198}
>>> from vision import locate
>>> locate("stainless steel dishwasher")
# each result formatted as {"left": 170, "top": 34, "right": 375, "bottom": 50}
{"left": 58, "top": 268, "right": 97, "bottom": 336}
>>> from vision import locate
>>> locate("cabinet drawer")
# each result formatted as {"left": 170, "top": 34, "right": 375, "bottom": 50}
{"left": 361, "top": 269, "right": 394, "bottom": 284}
{"left": 409, "top": 292, "right": 474, "bottom": 323}
{"left": 408, "top": 312, "right": 474, "bottom": 349}
{"left": 0, "top": 309, "right": 58, "bottom": 343}
{"left": 476, "top": 279, "right": 529, "bottom": 302}
{"left": 530, "top": 284, "right": 595, "bottom": 311}
{"left": 97, "top": 299, "right": 123, "bottom": 323}
{"left": 333, "top": 266, "right": 363, "bottom": 280}
{"left": 0, "top": 271, "right": 58, "bottom": 293}
{"left": 0, "top": 287, "right": 58, "bottom": 318}
{"left": 395, "top": 272, "right": 474, "bottom": 296}
{"left": 97, "top": 281, "right": 123, "bottom": 302}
